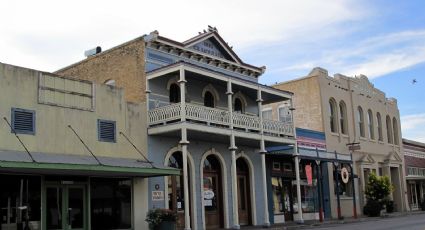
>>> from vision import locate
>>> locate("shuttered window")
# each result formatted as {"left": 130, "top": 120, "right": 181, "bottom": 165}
{"left": 11, "top": 108, "right": 35, "bottom": 135}
{"left": 98, "top": 119, "right": 116, "bottom": 142}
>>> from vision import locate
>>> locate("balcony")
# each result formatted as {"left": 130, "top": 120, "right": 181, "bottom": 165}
{"left": 148, "top": 103, "right": 294, "bottom": 137}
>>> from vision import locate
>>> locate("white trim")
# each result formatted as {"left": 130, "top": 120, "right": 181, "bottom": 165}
{"left": 236, "top": 152, "right": 257, "bottom": 226}
{"left": 202, "top": 83, "right": 220, "bottom": 105}
{"left": 166, "top": 77, "right": 179, "bottom": 90}
{"left": 163, "top": 146, "right": 197, "bottom": 229}
{"left": 233, "top": 91, "right": 248, "bottom": 112}
{"left": 200, "top": 148, "right": 229, "bottom": 229}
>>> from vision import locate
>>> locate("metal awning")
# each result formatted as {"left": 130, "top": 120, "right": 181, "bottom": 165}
{"left": 0, "top": 150, "right": 179, "bottom": 177}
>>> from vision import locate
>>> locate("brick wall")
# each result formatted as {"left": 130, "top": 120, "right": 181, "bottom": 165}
{"left": 405, "top": 155, "right": 425, "bottom": 168}
{"left": 56, "top": 38, "right": 146, "bottom": 103}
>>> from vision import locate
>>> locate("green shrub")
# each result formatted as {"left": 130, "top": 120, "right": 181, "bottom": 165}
{"left": 363, "top": 199, "right": 382, "bottom": 217}
{"left": 364, "top": 173, "right": 394, "bottom": 216}
{"left": 146, "top": 209, "right": 177, "bottom": 228}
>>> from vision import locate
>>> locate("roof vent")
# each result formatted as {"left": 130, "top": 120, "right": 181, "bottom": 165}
{"left": 84, "top": 46, "right": 102, "bottom": 57}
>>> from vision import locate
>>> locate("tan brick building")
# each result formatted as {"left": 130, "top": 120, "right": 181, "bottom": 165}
{"left": 271, "top": 67, "right": 408, "bottom": 217}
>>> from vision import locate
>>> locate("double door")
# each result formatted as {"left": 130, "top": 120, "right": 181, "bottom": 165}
{"left": 45, "top": 185, "right": 86, "bottom": 230}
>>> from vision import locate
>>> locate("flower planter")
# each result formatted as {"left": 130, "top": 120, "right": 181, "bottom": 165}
{"left": 153, "top": 221, "right": 176, "bottom": 230}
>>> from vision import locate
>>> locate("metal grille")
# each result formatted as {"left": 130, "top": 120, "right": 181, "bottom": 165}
{"left": 98, "top": 120, "right": 116, "bottom": 142}
{"left": 12, "top": 108, "right": 35, "bottom": 134}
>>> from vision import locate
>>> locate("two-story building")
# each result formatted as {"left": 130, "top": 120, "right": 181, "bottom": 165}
{"left": 0, "top": 62, "right": 177, "bottom": 230}
{"left": 55, "top": 28, "right": 296, "bottom": 229}
{"left": 403, "top": 138, "right": 425, "bottom": 210}
{"left": 272, "top": 67, "right": 408, "bottom": 218}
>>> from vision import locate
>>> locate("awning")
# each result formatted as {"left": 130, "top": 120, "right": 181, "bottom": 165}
{"left": 0, "top": 150, "right": 180, "bottom": 177}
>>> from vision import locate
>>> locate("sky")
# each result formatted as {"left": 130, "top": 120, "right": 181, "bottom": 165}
{"left": 0, "top": 0, "right": 424, "bottom": 142}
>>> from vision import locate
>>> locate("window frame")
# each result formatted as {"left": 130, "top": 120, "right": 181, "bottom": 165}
{"left": 357, "top": 106, "right": 365, "bottom": 138}
{"left": 377, "top": 112, "right": 383, "bottom": 141}
{"left": 339, "top": 101, "right": 348, "bottom": 135}
{"left": 11, "top": 108, "right": 36, "bottom": 135}
{"left": 367, "top": 109, "right": 374, "bottom": 140}
{"left": 97, "top": 119, "right": 117, "bottom": 143}
{"left": 329, "top": 98, "right": 338, "bottom": 133}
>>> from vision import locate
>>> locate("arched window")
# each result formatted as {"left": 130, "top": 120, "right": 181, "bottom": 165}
{"left": 339, "top": 101, "right": 348, "bottom": 135}
{"left": 204, "top": 91, "right": 215, "bottom": 108}
{"left": 377, "top": 112, "right": 383, "bottom": 141}
{"left": 234, "top": 98, "right": 244, "bottom": 113}
{"left": 386, "top": 115, "right": 393, "bottom": 144}
{"left": 169, "top": 83, "right": 181, "bottom": 103}
{"left": 393, "top": 117, "right": 399, "bottom": 145}
{"left": 357, "top": 106, "right": 365, "bottom": 137}
{"left": 368, "top": 109, "right": 374, "bottom": 139}
{"left": 329, "top": 98, "right": 338, "bottom": 133}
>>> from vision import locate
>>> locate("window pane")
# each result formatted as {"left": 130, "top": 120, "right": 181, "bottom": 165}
{"left": 262, "top": 110, "right": 272, "bottom": 120}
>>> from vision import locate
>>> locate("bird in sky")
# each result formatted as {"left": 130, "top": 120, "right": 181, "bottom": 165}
{"left": 412, "top": 79, "right": 417, "bottom": 84}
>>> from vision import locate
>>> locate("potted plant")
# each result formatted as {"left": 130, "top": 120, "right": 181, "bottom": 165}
{"left": 364, "top": 173, "right": 393, "bottom": 217}
{"left": 146, "top": 209, "right": 177, "bottom": 230}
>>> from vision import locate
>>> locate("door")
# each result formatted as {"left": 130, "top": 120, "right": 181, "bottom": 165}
{"left": 203, "top": 174, "right": 222, "bottom": 229}
{"left": 237, "top": 175, "right": 250, "bottom": 225}
{"left": 46, "top": 185, "right": 86, "bottom": 230}
{"left": 282, "top": 180, "right": 294, "bottom": 221}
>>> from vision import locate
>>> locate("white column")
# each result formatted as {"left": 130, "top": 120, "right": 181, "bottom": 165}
{"left": 294, "top": 153, "right": 304, "bottom": 223}
{"left": 179, "top": 67, "right": 186, "bottom": 122}
{"left": 228, "top": 80, "right": 240, "bottom": 229}
{"left": 258, "top": 88, "right": 270, "bottom": 227}
{"left": 181, "top": 127, "right": 191, "bottom": 230}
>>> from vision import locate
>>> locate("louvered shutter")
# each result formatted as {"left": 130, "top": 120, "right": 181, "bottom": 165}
{"left": 12, "top": 108, "right": 35, "bottom": 134}
{"left": 98, "top": 119, "right": 116, "bottom": 142}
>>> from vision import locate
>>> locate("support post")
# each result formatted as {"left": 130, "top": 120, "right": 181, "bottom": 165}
{"left": 349, "top": 161, "right": 357, "bottom": 219}
{"left": 334, "top": 151, "right": 342, "bottom": 219}
{"left": 179, "top": 67, "right": 186, "bottom": 122}
{"left": 294, "top": 153, "right": 304, "bottom": 223}
{"left": 180, "top": 128, "right": 191, "bottom": 230}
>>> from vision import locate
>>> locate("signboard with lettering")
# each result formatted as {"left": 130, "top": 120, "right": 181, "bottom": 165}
{"left": 190, "top": 39, "right": 227, "bottom": 60}
{"left": 152, "top": 191, "right": 164, "bottom": 201}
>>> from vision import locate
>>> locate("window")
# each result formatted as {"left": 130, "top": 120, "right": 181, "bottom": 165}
{"left": 262, "top": 109, "right": 272, "bottom": 120}
{"left": 273, "top": 161, "right": 281, "bottom": 171}
{"left": 98, "top": 119, "right": 116, "bottom": 142}
{"left": 329, "top": 99, "right": 338, "bottom": 133}
{"left": 204, "top": 91, "right": 215, "bottom": 108}
{"left": 169, "top": 83, "right": 180, "bottom": 103}
{"left": 91, "top": 178, "right": 132, "bottom": 230}
{"left": 278, "top": 105, "right": 292, "bottom": 122}
{"left": 334, "top": 164, "right": 353, "bottom": 197}
{"left": 368, "top": 109, "right": 374, "bottom": 139}
{"left": 11, "top": 108, "right": 35, "bottom": 135}
{"left": 339, "top": 101, "right": 348, "bottom": 135}
{"left": 234, "top": 98, "right": 244, "bottom": 113}
{"left": 386, "top": 115, "right": 393, "bottom": 144}
{"left": 377, "top": 112, "right": 383, "bottom": 141}
{"left": 393, "top": 117, "right": 399, "bottom": 145}
{"left": 357, "top": 106, "right": 365, "bottom": 137}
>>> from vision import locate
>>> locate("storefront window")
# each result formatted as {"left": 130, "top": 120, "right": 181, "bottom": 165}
{"left": 292, "top": 179, "right": 318, "bottom": 213}
{"left": 0, "top": 175, "right": 41, "bottom": 230}
{"left": 91, "top": 178, "right": 132, "bottom": 230}
{"left": 272, "top": 177, "right": 284, "bottom": 214}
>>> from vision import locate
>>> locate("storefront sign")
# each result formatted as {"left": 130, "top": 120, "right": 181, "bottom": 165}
{"left": 305, "top": 164, "right": 313, "bottom": 185}
{"left": 152, "top": 191, "right": 164, "bottom": 201}
{"left": 204, "top": 190, "right": 215, "bottom": 200}
{"left": 341, "top": 167, "right": 350, "bottom": 184}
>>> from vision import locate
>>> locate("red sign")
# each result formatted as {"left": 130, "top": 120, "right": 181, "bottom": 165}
{"left": 305, "top": 164, "right": 313, "bottom": 185}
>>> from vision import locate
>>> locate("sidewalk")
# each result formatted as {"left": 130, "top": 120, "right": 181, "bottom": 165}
{"left": 241, "top": 211, "right": 424, "bottom": 230}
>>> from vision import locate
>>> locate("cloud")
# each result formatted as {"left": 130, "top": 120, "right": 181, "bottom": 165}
{"left": 401, "top": 113, "right": 425, "bottom": 142}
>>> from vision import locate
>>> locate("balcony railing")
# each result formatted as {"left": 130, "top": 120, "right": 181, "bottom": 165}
{"left": 148, "top": 103, "right": 294, "bottom": 137}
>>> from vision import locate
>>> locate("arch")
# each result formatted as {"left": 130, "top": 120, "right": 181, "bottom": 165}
{"left": 200, "top": 148, "right": 229, "bottom": 229}
{"left": 377, "top": 112, "right": 383, "bottom": 141}
{"left": 233, "top": 91, "right": 248, "bottom": 113}
{"left": 169, "top": 83, "right": 181, "bottom": 103}
{"left": 166, "top": 77, "right": 179, "bottom": 90}
{"left": 339, "top": 100, "right": 348, "bottom": 135}
{"left": 386, "top": 115, "right": 393, "bottom": 144}
{"left": 328, "top": 98, "right": 338, "bottom": 133}
{"left": 202, "top": 84, "right": 220, "bottom": 106}
{"left": 236, "top": 152, "right": 257, "bottom": 226}
{"left": 357, "top": 106, "right": 365, "bottom": 137}
{"left": 164, "top": 146, "right": 197, "bottom": 229}
{"left": 367, "top": 109, "right": 374, "bottom": 140}
{"left": 393, "top": 117, "right": 399, "bottom": 145}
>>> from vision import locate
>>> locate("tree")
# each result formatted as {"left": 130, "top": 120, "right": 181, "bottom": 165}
{"left": 363, "top": 173, "right": 393, "bottom": 216}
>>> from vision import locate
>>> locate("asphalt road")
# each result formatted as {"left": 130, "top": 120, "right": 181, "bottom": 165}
{"left": 314, "top": 213, "right": 425, "bottom": 230}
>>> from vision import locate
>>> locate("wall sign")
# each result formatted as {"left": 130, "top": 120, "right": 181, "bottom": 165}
{"left": 341, "top": 167, "right": 350, "bottom": 184}
{"left": 152, "top": 191, "right": 164, "bottom": 201}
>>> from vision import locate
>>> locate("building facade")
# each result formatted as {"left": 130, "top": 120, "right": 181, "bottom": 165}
{"left": 403, "top": 138, "right": 425, "bottom": 210}
{"left": 272, "top": 67, "right": 408, "bottom": 218}
{"left": 0, "top": 62, "right": 177, "bottom": 230}
{"left": 56, "top": 28, "right": 297, "bottom": 229}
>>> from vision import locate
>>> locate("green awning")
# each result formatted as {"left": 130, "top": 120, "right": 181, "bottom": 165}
{"left": 0, "top": 161, "right": 180, "bottom": 178}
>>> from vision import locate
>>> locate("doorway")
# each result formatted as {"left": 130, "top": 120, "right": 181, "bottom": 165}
{"left": 45, "top": 185, "right": 86, "bottom": 230}
{"left": 203, "top": 155, "right": 223, "bottom": 229}
{"left": 236, "top": 158, "right": 251, "bottom": 226}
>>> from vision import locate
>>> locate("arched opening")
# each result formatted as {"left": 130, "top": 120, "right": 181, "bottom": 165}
{"left": 357, "top": 106, "right": 365, "bottom": 137}
{"left": 393, "top": 117, "right": 399, "bottom": 145}
{"left": 234, "top": 98, "right": 244, "bottom": 113}
{"left": 203, "top": 155, "right": 223, "bottom": 229}
{"left": 329, "top": 98, "right": 337, "bottom": 133}
{"left": 237, "top": 158, "right": 252, "bottom": 226}
{"left": 204, "top": 91, "right": 215, "bottom": 108}
{"left": 368, "top": 109, "right": 374, "bottom": 139}
{"left": 339, "top": 101, "right": 348, "bottom": 135}
{"left": 377, "top": 112, "right": 383, "bottom": 141}
{"left": 169, "top": 83, "right": 181, "bottom": 103}
{"left": 167, "top": 151, "right": 192, "bottom": 229}
{"left": 386, "top": 115, "right": 393, "bottom": 144}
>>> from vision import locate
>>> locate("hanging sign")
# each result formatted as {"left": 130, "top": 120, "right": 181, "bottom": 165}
{"left": 305, "top": 164, "right": 313, "bottom": 185}
{"left": 341, "top": 167, "right": 350, "bottom": 184}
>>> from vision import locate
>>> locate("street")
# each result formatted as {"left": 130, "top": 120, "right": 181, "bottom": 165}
{"left": 313, "top": 213, "right": 425, "bottom": 230}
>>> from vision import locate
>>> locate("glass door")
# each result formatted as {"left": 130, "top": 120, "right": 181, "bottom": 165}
{"left": 46, "top": 185, "right": 86, "bottom": 230}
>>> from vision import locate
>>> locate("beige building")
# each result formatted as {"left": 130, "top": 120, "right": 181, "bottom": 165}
{"left": 272, "top": 67, "right": 407, "bottom": 218}
{"left": 0, "top": 62, "right": 177, "bottom": 230}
